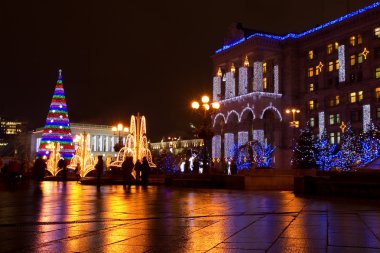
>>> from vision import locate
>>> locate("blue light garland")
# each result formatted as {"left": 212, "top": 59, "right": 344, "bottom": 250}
{"left": 215, "top": 2, "right": 380, "bottom": 54}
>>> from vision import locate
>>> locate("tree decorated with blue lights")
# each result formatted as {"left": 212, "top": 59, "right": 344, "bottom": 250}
{"left": 291, "top": 125, "right": 316, "bottom": 169}
{"left": 230, "top": 140, "right": 275, "bottom": 171}
{"left": 37, "top": 70, "right": 74, "bottom": 160}
{"left": 336, "top": 122, "right": 360, "bottom": 170}
{"left": 358, "top": 122, "right": 380, "bottom": 167}
{"left": 314, "top": 130, "right": 337, "bottom": 171}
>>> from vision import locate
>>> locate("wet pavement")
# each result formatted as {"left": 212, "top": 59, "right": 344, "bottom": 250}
{"left": 0, "top": 181, "right": 380, "bottom": 252}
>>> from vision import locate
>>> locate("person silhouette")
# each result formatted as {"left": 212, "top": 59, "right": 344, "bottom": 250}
{"left": 122, "top": 156, "right": 134, "bottom": 189}
{"left": 95, "top": 156, "right": 104, "bottom": 187}
{"left": 141, "top": 157, "right": 151, "bottom": 186}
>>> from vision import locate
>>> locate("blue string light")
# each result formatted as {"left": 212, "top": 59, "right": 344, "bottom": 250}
{"left": 215, "top": 2, "right": 380, "bottom": 54}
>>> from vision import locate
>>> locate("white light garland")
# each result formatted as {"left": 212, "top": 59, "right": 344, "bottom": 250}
{"left": 238, "top": 67, "right": 248, "bottom": 96}
{"left": 213, "top": 76, "right": 221, "bottom": 102}
{"left": 220, "top": 91, "right": 282, "bottom": 105}
{"left": 238, "top": 131, "right": 249, "bottom": 147}
{"left": 213, "top": 113, "right": 227, "bottom": 127}
{"left": 253, "top": 62, "right": 263, "bottom": 92}
{"left": 319, "top": 111, "right": 325, "bottom": 138}
{"left": 260, "top": 103, "right": 283, "bottom": 121}
{"left": 224, "top": 133, "right": 235, "bottom": 159}
{"left": 363, "top": 104, "right": 371, "bottom": 131}
{"left": 212, "top": 135, "right": 221, "bottom": 158}
{"left": 274, "top": 65, "right": 279, "bottom": 94}
{"left": 226, "top": 110, "right": 240, "bottom": 124}
{"left": 225, "top": 72, "right": 235, "bottom": 99}
{"left": 338, "top": 45, "right": 345, "bottom": 82}
{"left": 253, "top": 130, "right": 264, "bottom": 143}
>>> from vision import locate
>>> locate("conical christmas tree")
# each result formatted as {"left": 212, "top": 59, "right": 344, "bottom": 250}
{"left": 37, "top": 70, "right": 75, "bottom": 160}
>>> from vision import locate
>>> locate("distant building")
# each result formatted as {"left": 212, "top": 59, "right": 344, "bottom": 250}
{"left": 0, "top": 117, "right": 27, "bottom": 157}
{"left": 149, "top": 137, "right": 204, "bottom": 155}
{"left": 31, "top": 123, "right": 123, "bottom": 165}
{"left": 211, "top": 3, "right": 380, "bottom": 169}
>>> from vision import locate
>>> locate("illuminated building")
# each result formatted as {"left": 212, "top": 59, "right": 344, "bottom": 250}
{"left": 0, "top": 117, "right": 27, "bottom": 154}
{"left": 211, "top": 2, "right": 380, "bottom": 169}
{"left": 149, "top": 137, "right": 204, "bottom": 155}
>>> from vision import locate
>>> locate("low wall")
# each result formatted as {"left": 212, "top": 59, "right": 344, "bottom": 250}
{"left": 245, "top": 175, "right": 294, "bottom": 190}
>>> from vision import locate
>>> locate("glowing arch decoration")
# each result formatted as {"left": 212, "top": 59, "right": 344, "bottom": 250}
{"left": 260, "top": 103, "right": 283, "bottom": 121}
{"left": 67, "top": 132, "right": 96, "bottom": 177}
{"left": 111, "top": 114, "right": 156, "bottom": 168}
{"left": 239, "top": 105, "right": 256, "bottom": 122}
{"left": 213, "top": 113, "right": 226, "bottom": 127}
{"left": 46, "top": 142, "right": 62, "bottom": 176}
{"left": 226, "top": 110, "right": 240, "bottom": 123}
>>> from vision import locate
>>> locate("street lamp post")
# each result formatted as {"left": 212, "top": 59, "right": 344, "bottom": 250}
{"left": 285, "top": 108, "right": 300, "bottom": 128}
{"left": 112, "top": 123, "right": 129, "bottom": 152}
{"left": 191, "top": 95, "right": 220, "bottom": 174}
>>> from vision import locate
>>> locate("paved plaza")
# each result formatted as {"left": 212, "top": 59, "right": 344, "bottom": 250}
{"left": 0, "top": 182, "right": 380, "bottom": 252}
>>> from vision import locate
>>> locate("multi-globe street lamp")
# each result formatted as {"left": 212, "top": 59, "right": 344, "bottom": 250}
{"left": 191, "top": 95, "right": 220, "bottom": 174}
{"left": 112, "top": 123, "right": 129, "bottom": 152}
{"left": 285, "top": 108, "right": 300, "bottom": 128}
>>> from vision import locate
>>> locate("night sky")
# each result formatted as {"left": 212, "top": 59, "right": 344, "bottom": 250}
{"left": 1, "top": 0, "right": 377, "bottom": 141}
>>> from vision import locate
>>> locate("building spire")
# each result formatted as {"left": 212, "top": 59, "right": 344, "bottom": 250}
{"left": 58, "top": 69, "right": 62, "bottom": 81}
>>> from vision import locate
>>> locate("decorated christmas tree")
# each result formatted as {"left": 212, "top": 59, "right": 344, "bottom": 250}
{"left": 358, "top": 121, "right": 380, "bottom": 166}
{"left": 37, "top": 70, "right": 75, "bottom": 160}
{"left": 336, "top": 122, "right": 360, "bottom": 170}
{"left": 291, "top": 125, "right": 316, "bottom": 169}
{"left": 314, "top": 130, "right": 337, "bottom": 171}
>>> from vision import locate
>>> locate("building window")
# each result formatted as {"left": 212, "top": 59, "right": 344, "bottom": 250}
{"left": 376, "top": 68, "right": 380, "bottom": 79}
{"left": 315, "top": 67, "right": 320, "bottom": 76}
{"left": 375, "top": 88, "right": 380, "bottom": 99}
{"left": 350, "top": 36, "right": 356, "bottom": 46}
{"left": 309, "top": 100, "right": 315, "bottom": 110}
{"left": 263, "top": 62, "right": 267, "bottom": 74}
{"left": 329, "top": 115, "right": 335, "bottom": 125}
{"left": 310, "top": 117, "right": 315, "bottom": 127}
{"left": 328, "top": 61, "right": 334, "bottom": 72}
{"left": 358, "top": 34, "right": 362, "bottom": 44}
{"left": 358, "top": 53, "right": 363, "bottom": 64}
{"left": 337, "top": 132, "right": 341, "bottom": 144}
{"left": 358, "top": 91, "right": 363, "bottom": 102}
{"left": 335, "top": 60, "right": 340, "bottom": 70}
{"left": 309, "top": 83, "right": 315, "bottom": 92}
{"left": 308, "top": 67, "right": 314, "bottom": 77}
{"left": 263, "top": 77, "right": 267, "bottom": 90}
{"left": 377, "top": 108, "right": 380, "bottom": 118}
{"left": 327, "top": 44, "right": 333, "bottom": 54}
{"left": 308, "top": 50, "right": 314, "bottom": 60}
{"left": 350, "top": 92, "right": 357, "bottom": 103}
{"left": 335, "top": 42, "right": 339, "bottom": 50}
{"left": 350, "top": 55, "right": 356, "bottom": 66}
{"left": 375, "top": 27, "right": 380, "bottom": 38}
{"left": 330, "top": 132, "right": 335, "bottom": 144}
{"left": 335, "top": 95, "right": 340, "bottom": 106}
{"left": 336, "top": 114, "right": 341, "bottom": 124}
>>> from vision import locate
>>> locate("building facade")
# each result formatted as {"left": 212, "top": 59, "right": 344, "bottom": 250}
{"left": 150, "top": 137, "right": 204, "bottom": 155}
{"left": 211, "top": 2, "right": 380, "bottom": 169}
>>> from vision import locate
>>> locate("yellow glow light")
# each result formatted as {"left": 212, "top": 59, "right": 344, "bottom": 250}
{"left": 203, "top": 104, "right": 210, "bottom": 110}
{"left": 117, "top": 123, "right": 123, "bottom": 131}
{"left": 230, "top": 63, "right": 236, "bottom": 73}
{"left": 112, "top": 126, "right": 117, "bottom": 132}
{"left": 316, "top": 61, "right": 324, "bottom": 72}
{"left": 212, "top": 102, "right": 220, "bottom": 109}
{"left": 191, "top": 101, "right": 200, "bottom": 109}
{"left": 201, "top": 96, "right": 209, "bottom": 103}
{"left": 361, "top": 47, "right": 370, "bottom": 59}
{"left": 217, "top": 67, "right": 222, "bottom": 77}
{"left": 285, "top": 109, "right": 290, "bottom": 114}
{"left": 124, "top": 127, "right": 129, "bottom": 132}
{"left": 243, "top": 55, "right": 249, "bottom": 67}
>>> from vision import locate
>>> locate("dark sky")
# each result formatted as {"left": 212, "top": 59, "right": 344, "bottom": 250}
{"left": 1, "top": 0, "right": 377, "bottom": 141}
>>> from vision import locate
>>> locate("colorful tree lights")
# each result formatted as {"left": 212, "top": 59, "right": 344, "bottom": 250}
{"left": 37, "top": 70, "right": 74, "bottom": 161}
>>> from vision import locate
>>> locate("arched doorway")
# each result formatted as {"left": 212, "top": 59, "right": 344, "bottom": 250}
{"left": 263, "top": 110, "right": 276, "bottom": 145}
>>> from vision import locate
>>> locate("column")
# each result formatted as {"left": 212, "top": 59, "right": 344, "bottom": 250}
{"left": 253, "top": 130, "right": 264, "bottom": 143}
{"left": 238, "top": 67, "right": 248, "bottom": 95}
{"left": 224, "top": 133, "right": 234, "bottom": 159}
{"left": 338, "top": 45, "right": 345, "bottom": 83}
{"left": 274, "top": 65, "right": 279, "bottom": 94}
{"left": 253, "top": 62, "right": 263, "bottom": 91}
{"left": 363, "top": 104, "right": 371, "bottom": 131}
{"left": 213, "top": 76, "right": 221, "bottom": 101}
{"left": 225, "top": 72, "right": 235, "bottom": 99}
{"left": 212, "top": 135, "right": 221, "bottom": 158}
{"left": 238, "top": 131, "right": 249, "bottom": 147}
{"left": 319, "top": 111, "right": 325, "bottom": 137}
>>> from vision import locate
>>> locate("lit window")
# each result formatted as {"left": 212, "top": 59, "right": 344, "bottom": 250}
{"left": 309, "top": 83, "right": 314, "bottom": 92}
{"left": 328, "top": 61, "right": 334, "bottom": 72}
{"left": 335, "top": 42, "right": 339, "bottom": 49}
{"left": 263, "top": 62, "right": 267, "bottom": 74}
{"left": 350, "top": 36, "right": 356, "bottom": 46}
{"left": 335, "top": 95, "right": 340, "bottom": 105}
{"left": 350, "top": 92, "right": 357, "bottom": 103}
{"left": 308, "top": 50, "right": 314, "bottom": 60}
{"left": 330, "top": 132, "right": 335, "bottom": 144}
{"left": 358, "top": 34, "right": 362, "bottom": 44}
{"left": 337, "top": 132, "right": 341, "bottom": 144}
{"left": 263, "top": 77, "right": 267, "bottom": 89}
{"left": 336, "top": 114, "right": 341, "bottom": 124}
{"left": 308, "top": 67, "right": 314, "bottom": 77}
{"left": 336, "top": 60, "right": 340, "bottom": 70}
{"left": 310, "top": 118, "right": 315, "bottom": 127}
{"left": 375, "top": 87, "right": 380, "bottom": 99}
{"left": 329, "top": 115, "right": 335, "bottom": 125}
{"left": 376, "top": 67, "right": 380, "bottom": 79}
{"left": 315, "top": 67, "right": 320, "bottom": 76}
{"left": 375, "top": 27, "right": 380, "bottom": 38}
{"left": 358, "top": 53, "right": 363, "bottom": 64}
{"left": 309, "top": 100, "right": 315, "bottom": 110}
{"left": 327, "top": 44, "right": 333, "bottom": 54}
{"left": 350, "top": 55, "right": 356, "bottom": 66}
{"left": 377, "top": 108, "right": 380, "bottom": 118}
{"left": 358, "top": 91, "right": 363, "bottom": 101}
